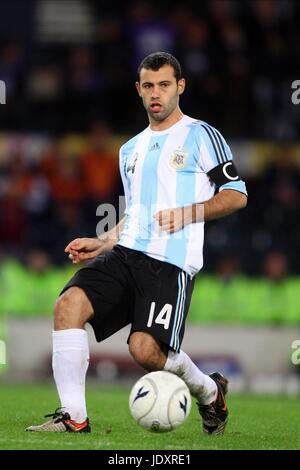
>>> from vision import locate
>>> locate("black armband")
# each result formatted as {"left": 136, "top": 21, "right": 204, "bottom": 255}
{"left": 207, "top": 162, "right": 241, "bottom": 186}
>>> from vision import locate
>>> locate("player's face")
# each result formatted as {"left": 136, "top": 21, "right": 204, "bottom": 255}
{"left": 136, "top": 65, "right": 185, "bottom": 122}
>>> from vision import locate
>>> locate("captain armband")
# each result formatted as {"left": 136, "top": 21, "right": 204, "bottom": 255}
{"left": 207, "top": 162, "right": 241, "bottom": 187}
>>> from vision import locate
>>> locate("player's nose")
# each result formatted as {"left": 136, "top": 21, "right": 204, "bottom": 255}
{"left": 151, "top": 86, "right": 160, "bottom": 99}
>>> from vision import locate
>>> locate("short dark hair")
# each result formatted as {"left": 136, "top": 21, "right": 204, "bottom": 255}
{"left": 137, "top": 52, "right": 182, "bottom": 82}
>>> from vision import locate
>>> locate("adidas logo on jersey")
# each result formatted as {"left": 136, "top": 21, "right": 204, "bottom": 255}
{"left": 149, "top": 142, "right": 160, "bottom": 151}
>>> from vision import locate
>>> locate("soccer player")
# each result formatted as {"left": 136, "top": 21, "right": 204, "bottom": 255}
{"left": 26, "top": 52, "right": 247, "bottom": 434}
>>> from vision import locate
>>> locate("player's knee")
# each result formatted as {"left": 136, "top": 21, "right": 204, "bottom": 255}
{"left": 54, "top": 287, "right": 93, "bottom": 330}
{"left": 129, "top": 332, "right": 163, "bottom": 371}
{"left": 130, "top": 348, "right": 157, "bottom": 371}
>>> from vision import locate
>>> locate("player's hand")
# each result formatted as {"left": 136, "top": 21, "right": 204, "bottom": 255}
{"left": 64, "top": 237, "right": 107, "bottom": 264}
{"left": 154, "top": 207, "right": 193, "bottom": 233}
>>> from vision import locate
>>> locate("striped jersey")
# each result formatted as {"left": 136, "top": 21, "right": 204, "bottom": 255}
{"left": 117, "top": 115, "right": 247, "bottom": 277}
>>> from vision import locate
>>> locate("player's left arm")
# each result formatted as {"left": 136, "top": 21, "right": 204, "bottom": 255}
{"left": 198, "top": 188, "right": 247, "bottom": 222}
{"left": 155, "top": 125, "right": 247, "bottom": 233}
{"left": 155, "top": 189, "right": 247, "bottom": 233}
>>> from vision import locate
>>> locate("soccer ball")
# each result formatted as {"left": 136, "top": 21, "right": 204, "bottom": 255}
{"left": 129, "top": 370, "right": 191, "bottom": 432}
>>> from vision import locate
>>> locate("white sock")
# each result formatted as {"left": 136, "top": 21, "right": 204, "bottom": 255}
{"left": 164, "top": 350, "right": 217, "bottom": 405}
{"left": 52, "top": 329, "right": 89, "bottom": 423}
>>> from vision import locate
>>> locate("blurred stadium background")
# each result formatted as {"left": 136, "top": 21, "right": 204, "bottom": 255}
{"left": 0, "top": 0, "right": 300, "bottom": 397}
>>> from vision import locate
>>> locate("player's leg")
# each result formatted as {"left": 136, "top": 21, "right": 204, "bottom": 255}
{"left": 26, "top": 246, "right": 131, "bottom": 433}
{"left": 128, "top": 253, "right": 228, "bottom": 434}
{"left": 52, "top": 287, "right": 93, "bottom": 424}
{"left": 129, "top": 331, "right": 228, "bottom": 435}
{"left": 26, "top": 286, "right": 93, "bottom": 432}
{"left": 164, "top": 348, "right": 228, "bottom": 435}
{"left": 129, "top": 331, "right": 217, "bottom": 404}
{"left": 129, "top": 331, "right": 168, "bottom": 370}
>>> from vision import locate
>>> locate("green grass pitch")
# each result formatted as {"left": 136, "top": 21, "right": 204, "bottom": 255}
{"left": 0, "top": 383, "right": 298, "bottom": 450}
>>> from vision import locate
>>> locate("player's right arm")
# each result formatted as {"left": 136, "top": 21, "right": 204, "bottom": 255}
{"left": 65, "top": 216, "right": 126, "bottom": 264}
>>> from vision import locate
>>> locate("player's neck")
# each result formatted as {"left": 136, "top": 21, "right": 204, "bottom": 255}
{"left": 149, "top": 108, "right": 184, "bottom": 132}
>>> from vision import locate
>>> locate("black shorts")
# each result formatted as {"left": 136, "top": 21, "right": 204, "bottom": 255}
{"left": 61, "top": 245, "right": 195, "bottom": 352}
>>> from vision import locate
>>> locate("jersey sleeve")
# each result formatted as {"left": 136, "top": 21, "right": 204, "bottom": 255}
{"left": 197, "top": 123, "right": 247, "bottom": 196}
{"left": 119, "top": 146, "right": 130, "bottom": 214}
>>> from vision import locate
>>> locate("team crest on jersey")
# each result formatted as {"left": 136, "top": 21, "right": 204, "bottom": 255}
{"left": 127, "top": 152, "right": 139, "bottom": 174}
{"left": 169, "top": 147, "right": 188, "bottom": 169}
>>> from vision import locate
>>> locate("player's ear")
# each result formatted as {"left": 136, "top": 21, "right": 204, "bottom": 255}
{"left": 177, "top": 78, "right": 185, "bottom": 95}
{"left": 135, "top": 81, "right": 142, "bottom": 97}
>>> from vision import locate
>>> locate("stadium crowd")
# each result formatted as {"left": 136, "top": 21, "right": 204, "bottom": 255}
{"left": 0, "top": 0, "right": 299, "bottom": 138}
{"left": 0, "top": 125, "right": 299, "bottom": 277}
{"left": 0, "top": 0, "right": 299, "bottom": 278}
